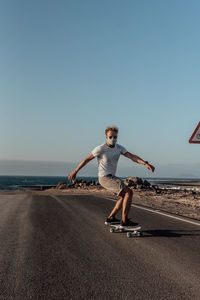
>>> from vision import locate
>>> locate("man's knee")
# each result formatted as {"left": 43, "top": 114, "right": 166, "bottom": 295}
{"left": 126, "top": 187, "right": 133, "bottom": 196}
{"left": 119, "top": 186, "right": 133, "bottom": 197}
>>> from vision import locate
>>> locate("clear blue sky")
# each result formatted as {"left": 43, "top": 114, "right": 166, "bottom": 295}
{"left": 1, "top": 0, "right": 200, "bottom": 177}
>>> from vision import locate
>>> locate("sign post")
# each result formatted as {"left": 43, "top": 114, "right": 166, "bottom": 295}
{"left": 189, "top": 122, "right": 200, "bottom": 144}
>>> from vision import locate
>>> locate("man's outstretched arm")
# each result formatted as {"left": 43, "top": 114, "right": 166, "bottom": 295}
{"left": 68, "top": 153, "right": 95, "bottom": 182}
{"left": 123, "top": 152, "right": 155, "bottom": 172}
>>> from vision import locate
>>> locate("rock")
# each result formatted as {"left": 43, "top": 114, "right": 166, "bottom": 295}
{"left": 124, "top": 177, "right": 137, "bottom": 187}
{"left": 152, "top": 185, "right": 158, "bottom": 190}
{"left": 125, "top": 177, "right": 151, "bottom": 189}
{"left": 143, "top": 180, "right": 151, "bottom": 187}
{"left": 68, "top": 184, "right": 75, "bottom": 188}
{"left": 78, "top": 182, "right": 86, "bottom": 187}
{"left": 56, "top": 182, "right": 69, "bottom": 189}
{"left": 155, "top": 189, "right": 162, "bottom": 194}
{"left": 85, "top": 180, "right": 96, "bottom": 186}
{"left": 136, "top": 177, "right": 144, "bottom": 185}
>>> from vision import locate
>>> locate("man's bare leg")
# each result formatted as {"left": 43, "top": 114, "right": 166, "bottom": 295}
{"left": 127, "top": 191, "right": 133, "bottom": 213}
{"left": 108, "top": 187, "right": 133, "bottom": 221}
{"left": 108, "top": 197, "right": 123, "bottom": 219}
{"left": 121, "top": 187, "right": 133, "bottom": 222}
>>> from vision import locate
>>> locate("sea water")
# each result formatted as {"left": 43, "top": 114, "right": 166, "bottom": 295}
{"left": 0, "top": 176, "right": 98, "bottom": 190}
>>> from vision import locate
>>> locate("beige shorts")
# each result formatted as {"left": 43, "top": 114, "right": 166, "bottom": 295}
{"left": 98, "top": 174, "right": 125, "bottom": 196}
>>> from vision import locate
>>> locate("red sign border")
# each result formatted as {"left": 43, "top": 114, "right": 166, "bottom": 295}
{"left": 189, "top": 121, "right": 200, "bottom": 144}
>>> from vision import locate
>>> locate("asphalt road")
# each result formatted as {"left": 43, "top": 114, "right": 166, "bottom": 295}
{"left": 0, "top": 192, "right": 200, "bottom": 300}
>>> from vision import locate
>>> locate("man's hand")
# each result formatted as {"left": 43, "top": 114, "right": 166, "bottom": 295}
{"left": 68, "top": 170, "right": 77, "bottom": 182}
{"left": 145, "top": 163, "right": 155, "bottom": 172}
{"left": 67, "top": 153, "right": 95, "bottom": 183}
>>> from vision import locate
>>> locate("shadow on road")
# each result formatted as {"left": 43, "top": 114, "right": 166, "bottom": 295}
{"left": 142, "top": 229, "right": 200, "bottom": 238}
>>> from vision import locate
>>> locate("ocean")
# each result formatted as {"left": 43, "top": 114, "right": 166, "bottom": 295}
{"left": 0, "top": 176, "right": 199, "bottom": 191}
{"left": 0, "top": 176, "right": 98, "bottom": 191}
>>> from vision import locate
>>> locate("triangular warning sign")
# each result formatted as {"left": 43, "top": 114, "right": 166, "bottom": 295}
{"left": 189, "top": 122, "right": 200, "bottom": 143}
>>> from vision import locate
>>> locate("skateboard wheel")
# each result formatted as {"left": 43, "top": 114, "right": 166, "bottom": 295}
{"left": 110, "top": 228, "right": 115, "bottom": 233}
{"left": 127, "top": 232, "right": 132, "bottom": 238}
{"left": 136, "top": 231, "right": 142, "bottom": 236}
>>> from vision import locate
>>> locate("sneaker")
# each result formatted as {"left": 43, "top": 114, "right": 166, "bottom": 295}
{"left": 105, "top": 217, "right": 120, "bottom": 225}
{"left": 121, "top": 218, "right": 139, "bottom": 227}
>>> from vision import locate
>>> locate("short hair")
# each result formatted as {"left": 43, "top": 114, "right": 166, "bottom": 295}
{"left": 105, "top": 126, "right": 119, "bottom": 135}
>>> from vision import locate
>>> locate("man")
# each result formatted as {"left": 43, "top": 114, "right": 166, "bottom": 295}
{"left": 68, "top": 126, "right": 155, "bottom": 226}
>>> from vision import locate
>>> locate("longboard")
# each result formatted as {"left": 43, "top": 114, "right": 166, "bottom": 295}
{"left": 109, "top": 224, "right": 142, "bottom": 238}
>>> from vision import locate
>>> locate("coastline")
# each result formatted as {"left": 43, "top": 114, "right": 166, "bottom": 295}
{"left": 153, "top": 180, "right": 200, "bottom": 187}
{"left": 1, "top": 175, "right": 200, "bottom": 191}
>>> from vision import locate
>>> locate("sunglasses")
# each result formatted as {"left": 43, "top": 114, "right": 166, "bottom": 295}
{"left": 108, "top": 136, "right": 117, "bottom": 139}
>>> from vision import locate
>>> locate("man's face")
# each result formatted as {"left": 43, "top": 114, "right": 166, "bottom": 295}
{"left": 106, "top": 130, "right": 118, "bottom": 146}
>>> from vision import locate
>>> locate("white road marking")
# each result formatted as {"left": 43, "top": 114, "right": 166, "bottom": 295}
{"left": 103, "top": 196, "right": 200, "bottom": 226}
{"left": 50, "top": 193, "right": 200, "bottom": 227}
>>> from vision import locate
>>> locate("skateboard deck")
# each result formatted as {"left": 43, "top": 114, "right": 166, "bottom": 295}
{"left": 109, "top": 224, "right": 142, "bottom": 238}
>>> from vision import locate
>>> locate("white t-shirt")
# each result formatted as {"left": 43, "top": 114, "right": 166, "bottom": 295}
{"left": 91, "top": 143, "right": 128, "bottom": 177}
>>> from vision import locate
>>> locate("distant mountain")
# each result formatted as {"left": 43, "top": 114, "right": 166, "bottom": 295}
{"left": 0, "top": 159, "right": 98, "bottom": 176}
{"left": 0, "top": 159, "right": 200, "bottom": 178}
